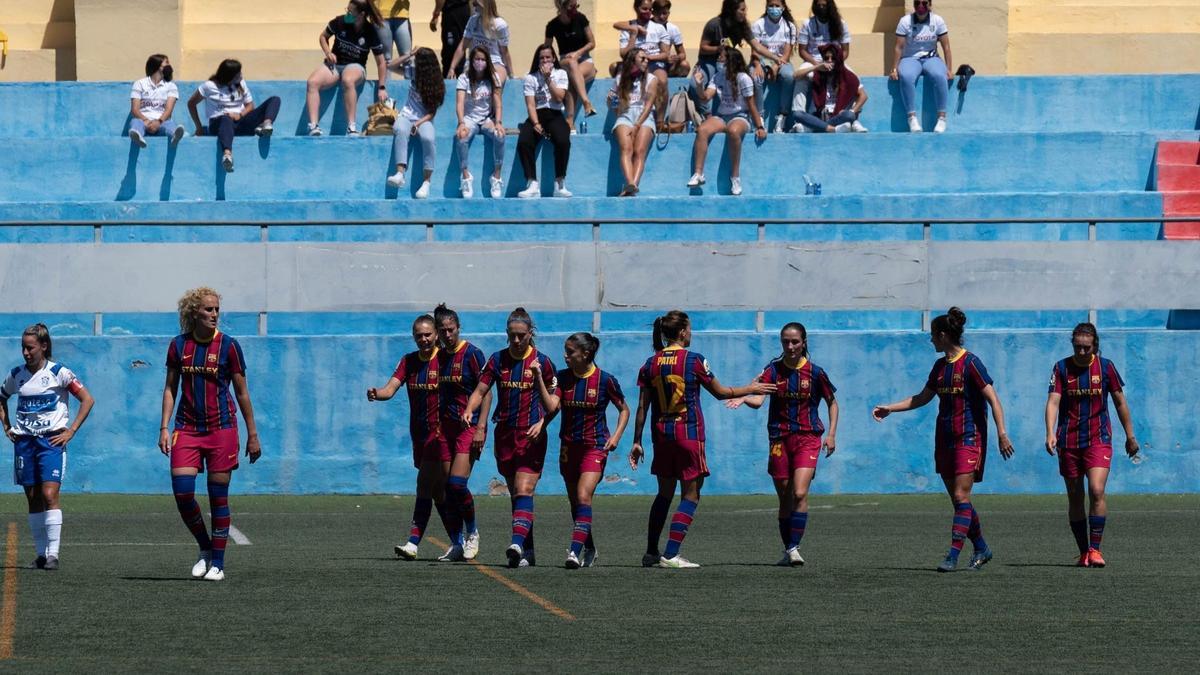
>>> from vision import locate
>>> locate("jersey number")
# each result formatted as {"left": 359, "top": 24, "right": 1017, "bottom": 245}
{"left": 653, "top": 374, "right": 687, "bottom": 416}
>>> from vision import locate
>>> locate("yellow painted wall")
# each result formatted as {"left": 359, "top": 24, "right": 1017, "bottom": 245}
{"left": 1, "top": 0, "right": 1196, "bottom": 81}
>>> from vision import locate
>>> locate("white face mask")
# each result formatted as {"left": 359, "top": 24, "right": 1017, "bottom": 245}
{"left": 472, "top": 59, "right": 488, "bottom": 72}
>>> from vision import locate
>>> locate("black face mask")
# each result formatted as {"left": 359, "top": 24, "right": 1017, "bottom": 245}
{"left": 161, "top": 65, "right": 174, "bottom": 82}
{"left": 814, "top": 7, "right": 829, "bottom": 19}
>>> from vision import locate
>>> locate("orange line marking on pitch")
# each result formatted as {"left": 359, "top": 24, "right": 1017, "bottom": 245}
{"left": 0, "top": 522, "right": 18, "bottom": 659}
{"left": 426, "top": 536, "right": 575, "bottom": 621}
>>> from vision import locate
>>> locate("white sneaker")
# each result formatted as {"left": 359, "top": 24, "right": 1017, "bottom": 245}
{"left": 387, "top": 171, "right": 406, "bottom": 188}
{"left": 772, "top": 115, "right": 788, "bottom": 134}
{"left": 191, "top": 551, "right": 211, "bottom": 578}
{"left": 908, "top": 116, "right": 923, "bottom": 133}
{"left": 834, "top": 122, "right": 852, "bottom": 133}
{"left": 222, "top": 154, "right": 234, "bottom": 172}
{"left": 415, "top": 181, "right": 431, "bottom": 199}
{"left": 565, "top": 551, "right": 582, "bottom": 569}
{"left": 775, "top": 552, "right": 793, "bottom": 567}
{"left": 851, "top": 119, "right": 869, "bottom": 133}
{"left": 460, "top": 174, "right": 474, "bottom": 198}
{"left": 506, "top": 543, "right": 524, "bottom": 568}
{"left": 489, "top": 175, "right": 503, "bottom": 199}
{"left": 687, "top": 173, "right": 706, "bottom": 188}
{"left": 347, "top": 124, "right": 360, "bottom": 137}
{"left": 659, "top": 555, "right": 700, "bottom": 569}
{"left": 171, "top": 125, "right": 186, "bottom": 144}
{"left": 437, "top": 544, "right": 465, "bottom": 562}
{"left": 787, "top": 546, "right": 805, "bottom": 566}
{"left": 463, "top": 529, "right": 480, "bottom": 560}
{"left": 553, "top": 180, "right": 572, "bottom": 198}
{"left": 255, "top": 119, "right": 273, "bottom": 136}
{"left": 518, "top": 180, "right": 540, "bottom": 199}
{"left": 792, "top": 121, "right": 810, "bottom": 133}
{"left": 129, "top": 128, "right": 147, "bottom": 148}
{"left": 203, "top": 565, "right": 224, "bottom": 581}
{"left": 307, "top": 123, "right": 323, "bottom": 137}
{"left": 582, "top": 547, "right": 598, "bottom": 567}
{"left": 730, "top": 177, "right": 743, "bottom": 196}
{"left": 394, "top": 541, "right": 418, "bottom": 560}
{"left": 933, "top": 118, "right": 947, "bottom": 133}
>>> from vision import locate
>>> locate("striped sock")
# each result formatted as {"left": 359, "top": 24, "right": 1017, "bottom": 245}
{"left": 434, "top": 501, "right": 460, "bottom": 543}
{"left": 408, "top": 497, "right": 433, "bottom": 545}
{"left": 1069, "top": 519, "right": 1089, "bottom": 554}
{"left": 571, "top": 505, "right": 593, "bottom": 556}
{"left": 1088, "top": 515, "right": 1106, "bottom": 551}
{"left": 663, "top": 498, "right": 698, "bottom": 559}
{"left": 171, "top": 474, "right": 211, "bottom": 551}
{"left": 789, "top": 511, "right": 808, "bottom": 549}
{"left": 968, "top": 506, "right": 987, "bottom": 552}
{"left": 777, "top": 517, "right": 790, "bottom": 547}
{"left": 646, "top": 494, "right": 672, "bottom": 556}
{"left": 208, "top": 482, "right": 230, "bottom": 569}
{"left": 447, "top": 476, "right": 476, "bottom": 539}
{"left": 511, "top": 495, "right": 534, "bottom": 547}
{"left": 949, "top": 502, "right": 972, "bottom": 559}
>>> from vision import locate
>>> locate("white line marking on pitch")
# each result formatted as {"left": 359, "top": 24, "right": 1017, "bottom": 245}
{"left": 229, "top": 525, "right": 251, "bottom": 545}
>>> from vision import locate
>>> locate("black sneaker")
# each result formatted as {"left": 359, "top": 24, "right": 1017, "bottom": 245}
{"left": 31, "top": 556, "right": 46, "bottom": 569}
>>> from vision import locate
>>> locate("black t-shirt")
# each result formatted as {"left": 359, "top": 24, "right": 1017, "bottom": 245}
{"left": 324, "top": 18, "right": 385, "bottom": 66}
{"left": 544, "top": 14, "right": 591, "bottom": 56}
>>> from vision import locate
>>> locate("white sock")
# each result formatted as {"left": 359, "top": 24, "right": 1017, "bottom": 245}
{"left": 28, "top": 512, "right": 48, "bottom": 557}
{"left": 44, "top": 509, "right": 63, "bottom": 558}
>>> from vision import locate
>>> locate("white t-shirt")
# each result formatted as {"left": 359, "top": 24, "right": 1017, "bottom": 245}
{"left": 799, "top": 17, "right": 852, "bottom": 63}
{"left": 524, "top": 69, "right": 569, "bottom": 112}
{"left": 896, "top": 13, "right": 948, "bottom": 60}
{"left": 618, "top": 19, "right": 668, "bottom": 57}
{"left": 399, "top": 83, "right": 429, "bottom": 122}
{"left": 663, "top": 21, "right": 684, "bottom": 48}
{"left": 130, "top": 76, "right": 179, "bottom": 121}
{"left": 751, "top": 17, "right": 797, "bottom": 59}
{"left": 610, "top": 73, "right": 652, "bottom": 119}
{"left": 457, "top": 72, "right": 497, "bottom": 124}
{"left": 464, "top": 14, "right": 510, "bottom": 65}
{"left": 196, "top": 80, "right": 254, "bottom": 120}
{"left": 1, "top": 362, "right": 82, "bottom": 436}
{"left": 709, "top": 71, "right": 756, "bottom": 116}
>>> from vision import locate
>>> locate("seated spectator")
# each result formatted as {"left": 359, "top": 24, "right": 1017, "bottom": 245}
{"left": 691, "top": 0, "right": 754, "bottom": 118}
{"left": 448, "top": 0, "right": 514, "bottom": 87}
{"left": 129, "top": 54, "right": 185, "bottom": 147}
{"left": 794, "top": 0, "right": 853, "bottom": 130}
{"left": 749, "top": 0, "right": 798, "bottom": 134}
{"left": 517, "top": 45, "right": 572, "bottom": 199}
{"left": 305, "top": 0, "right": 389, "bottom": 136}
{"left": 652, "top": 1, "right": 690, "bottom": 77}
{"left": 374, "top": 0, "right": 413, "bottom": 71}
{"left": 611, "top": 0, "right": 670, "bottom": 124}
{"left": 545, "top": 0, "right": 598, "bottom": 132}
{"left": 187, "top": 59, "right": 281, "bottom": 173}
{"left": 608, "top": 49, "right": 661, "bottom": 196}
{"left": 689, "top": 46, "right": 766, "bottom": 196}
{"left": 455, "top": 45, "right": 506, "bottom": 199}
{"left": 387, "top": 48, "right": 445, "bottom": 198}
{"left": 792, "top": 44, "right": 866, "bottom": 132}
{"left": 890, "top": 0, "right": 953, "bottom": 133}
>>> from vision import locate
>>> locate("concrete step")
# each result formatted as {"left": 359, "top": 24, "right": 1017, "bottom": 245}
{"left": 1163, "top": 191, "right": 1200, "bottom": 213}
{"left": 1157, "top": 141, "right": 1200, "bottom": 166}
{"left": 1011, "top": 6, "right": 1200, "bottom": 34}
{"left": 1007, "top": 34, "right": 1200, "bottom": 74}
{"left": 1155, "top": 165, "right": 1200, "bottom": 191}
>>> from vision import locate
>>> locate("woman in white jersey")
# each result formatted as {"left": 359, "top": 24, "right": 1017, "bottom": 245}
{"left": 448, "top": 0, "right": 514, "bottom": 87}
{"left": 610, "top": 0, "right": 671, "bottom": 125}
{"left": 689, "top": 46, "right": 767, "bottom": 197}
{"left": 0, "top": 324, "right": 95, "bottom": 571}
{"left": 609, "top": 49, "right": 660, "bottom": 197}
{"left": 386, "top": 48, "right": 446, "bottom": 198}
{"left": 455, "top": 45, "right": 506, "bottom": 199}
{"left": 749, "top": 0, "right": 798, "bottom": 134}
{"left": 186, "top": 59, "right": 282, "bottom": 173}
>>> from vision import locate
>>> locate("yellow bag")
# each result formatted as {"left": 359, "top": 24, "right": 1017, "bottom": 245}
{"left": 365, "top": 102, "right": 397, "bottom": 136}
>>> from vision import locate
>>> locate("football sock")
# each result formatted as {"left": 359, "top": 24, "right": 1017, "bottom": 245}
{"left": 777, "top": 517, "right": 790, "bottom": 547}
{"left": 1088, "top": 515, "right": 1106, "bottom": 551}
{"left": 171, "top": 474, "right": 212, "bottom": 551}
{"left": 27, "top": 512, "right": 47, "bottom": 558}
{"left": 570, "top": 505, "right": 593, "bottom": 556}
{"left": 447, "top": 476, "right": 476, "bottom": 536}
{"left": 208, "top": 481, "right": 230, "bottom": 569}
{"left": 511, "top": 495, "right": 534, "bottom": 547}
{"left": 968, "top": 505, "right": 987, "bottom": 552}
{"left": 525, "top": 521, "right": 535, "bottom": 553}
{"left": 663, "top": 498, "right": 698, "bottom": 559}
{"left": 949, "top": 501, "right": 972, "bottom": 559}
{"left": 44, "top": 509, "right": 62, "bottom": 558}
{"left": 790, "top": 511, "right": 808, "bottom": 549}
{"left": 1069, "top": 519, "right": 1089, "bottom": 554}
{"left": 434, "top": 501, "right": 459, "bottom": 542}
{"left": 408, "top": 497, "right": 433, "bottom": 545}
{"left": 646, "top": 494, "right": 672, "bottom": 555}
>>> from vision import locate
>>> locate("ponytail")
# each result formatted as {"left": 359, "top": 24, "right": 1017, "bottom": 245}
{"left": 565, "top": 332, "right": 601, "bottom": 363}
{"left": 779, "top": 322, "right": 808, "bottom": 359}
{"left": 1071, "top": 322, "right": 1101, "bottom": 355}
{"left": 653, "top": 310, "right": 689, "bottom": 351}
{"left": 931, "top": 306, "right": 967, "bottom": 346}
{"left": 507, "top": 307, "right": 536, "bottom": 345}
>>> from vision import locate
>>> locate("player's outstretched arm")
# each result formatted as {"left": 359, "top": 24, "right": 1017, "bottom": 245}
{"left": 980, "top": 384, "right": 1014, "bottom": 459}
{"left": 232, "top": 372, "right": 262, "bottom": 464}
{"left": 1044, "top": 392, "right": 1061, "bottom": 455}
{"left": 367, "top": 377, "right": 403, "bottom": 402}
{"left": 159, "top": 368, "right": 180, "bottom": 455}
{"left": 629, "top": 387, "right": 651, "bottom": 469}
{"left": 873, "top": 385, "right": 935, "bottom": 421}
{"left": 704, "top": 377, "right": 775, "bottom": 401}
{"left": 1111, "top": 390, "right": 1139, "bottom": 457}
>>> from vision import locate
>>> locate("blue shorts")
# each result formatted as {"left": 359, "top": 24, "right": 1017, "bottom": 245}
{"left": 14, "top": 435, "right": 65, "bottom": 486}
{"left": 613, "top": 114, "right": 656, "bottom": 132}
{"left": 719, "top": 112, "right": 751, "bottom": 126}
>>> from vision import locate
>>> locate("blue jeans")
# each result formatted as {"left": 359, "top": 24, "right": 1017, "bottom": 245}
{"left": 898, "top": 56, "right": 948, "bottom": 115}
{"left": 690, "top": 60, "right": 723, "bottom": 118}
{"left": 206, "top": 96, "right": 281, "bottom": 153}
{"left": 456, "top": 119, "right": 505, "bottom": 172}
{"left": 377, "top": 18, "right": 413, "bottom": 62}
{"left": 394, "top": 116, "right": 437, "bottom": 171}
{"left": 130, "top": 117, "right": 180, "bottom": 138}
{"left": 754, "top": 62, "right": 794, "bottom": 117}
{"left": 793, "top": 108, "right": 856, "bottom": 132}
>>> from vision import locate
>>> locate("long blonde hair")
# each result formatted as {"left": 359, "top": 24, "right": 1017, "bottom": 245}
{"left": 476, "top": 0, "right": 502, "bottom": 39}
{"left": 178, "top": 287, "right": 220, "bottom": 334}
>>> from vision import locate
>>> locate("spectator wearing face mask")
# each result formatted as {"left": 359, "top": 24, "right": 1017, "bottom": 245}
{"left": 792, "top": 0, "right": 857, "bottom": 132}
{"left": 791, "top": 44, "right": 867, "bottom": 133}
{"left": 749, "top": 0, "right": 798, "bottom": 134}
{"left": 305, "top": 0, "right": 390, "bottom": 137}
{"left": 129, "top": 54, "right": 185, "bottom": 147}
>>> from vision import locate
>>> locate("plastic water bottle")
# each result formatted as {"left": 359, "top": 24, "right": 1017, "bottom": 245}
{"left": 813, "top": 182, "right": 822, "bottom": 196}
{"left": 687, "top": 119, "right": 695, "bottom": 133}
{"left": 1130, "top": 451, "right": 1146, "bottom": 465}
{"left": 580, "top": 119, "right": 588, "bottom": 135}
{"left": 802, "top": 174, "right": 813, "bottom": 195}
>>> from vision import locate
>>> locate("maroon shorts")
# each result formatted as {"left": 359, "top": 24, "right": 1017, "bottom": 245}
{"left": 935, "top": 443, "right": 986, "bottom": 482}
{"left": 559, "top": 441, "right": 608, "bottom": 483}
{"left": 494, "top": 425, "right": 548, "bottom": 476}
{"left": 1058, "top": 444, "right": 1113, "bottom": 479}
{"left": 651, "top": 438, "right": 709, "bottom": 481}
{"left": 171, "top": 427, "right": 239, "bottom": 473}
{"left": 440, "top": 416, "right": 484, "bottom": 457}
{"left": 412, "top": 429, "right": 450, "bottom": 467}
{"left": 767, "top": 432, "right": 822, "bottom": 479}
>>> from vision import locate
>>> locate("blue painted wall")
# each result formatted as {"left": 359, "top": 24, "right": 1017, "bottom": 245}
{"left": 0, "top": 329, "right": 1194, "bottom": 495}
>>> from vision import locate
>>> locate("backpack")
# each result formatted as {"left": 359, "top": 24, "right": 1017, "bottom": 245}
{"left": 365, "top": 102, "right": 397, "bottom": 136}
{"left": 664, "top": 86, "right": 702, "bottom": 134}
